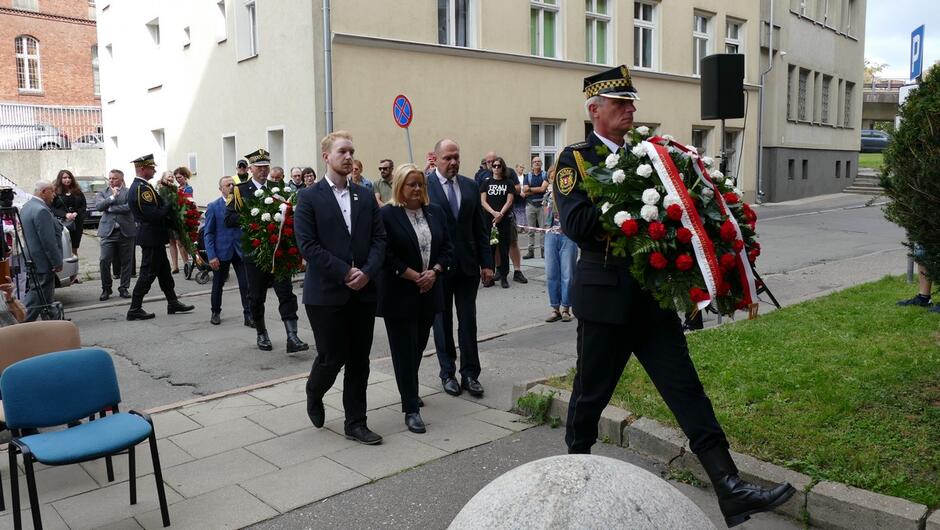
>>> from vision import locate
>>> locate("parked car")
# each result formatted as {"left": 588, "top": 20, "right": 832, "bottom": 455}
{"left": 0, "top": 124, "right": 70, "bottom": 150}
{"left": 76, "top": 176, "right": 108, "bottom": 228}
{"left": 860, "top": 129, "right": 890, "bottom": 153}
{"left": 72, "top": 133, "right": 104, "bottom": 149}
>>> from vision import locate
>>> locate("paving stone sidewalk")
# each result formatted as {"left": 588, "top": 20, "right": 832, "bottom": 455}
{"left": 0, "top": 371, "right": 535, "bottom": 530}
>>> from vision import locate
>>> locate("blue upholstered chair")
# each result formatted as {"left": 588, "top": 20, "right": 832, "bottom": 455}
{"left": 1, "top": 348, "right": 170, "bottom": 530}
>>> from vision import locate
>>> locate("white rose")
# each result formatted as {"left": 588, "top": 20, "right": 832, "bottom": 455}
{"left": 631, "top": 144, "right": 646, "bottom": 158}
{"left": 702, "top": 156, "right": 714, "bottom": 168}
{"left": 635, "top": 126, "right": 650, "bottom": 136}
{"left": 613, "top": 211, "right": 632, "bottom": 226}
{"left": 270, "top": 187, "right": 280, "bottom": 194}
{"left": 250, "top": 207, "right": 260, "bottom": 217}
{"left": 640, "top": 204, "right": 659, "bottom": 222}
{"left": 641, "top": 188, "right": 660, "bottom": 205}
{"left": 273, "top": 212, "right": 283, "bottom": 223}
{"left": 701, "top": 187, "right": 715, "bottom": 200}
{"left": 263, "top": 197, "right": 274, "bottom": 205}
{"left": 605, "top": 153, "right": 620, "bottom": 169}
{"left": 260, "top": 212, "right": 271, "bottom": 222}
{"left": 253, "top": 189, "right": 264, "bottom": 198}
{"left": 663, "top": 194, "right": 682, "bottom": 208}
{"left": 600, "top": 202, "right": 612, "bottom": 214}
{"left": 710, "top": 169, "right": 724, "bottom": 180}
{"left": 733, "top": 187, "right": 743, "bottom": 198}
{"left": 636, "top": 164, "right": 653, "bottom": 178}
{"left": 611, "top": 169, "right": 626, "bottom": 184}
{"left": 663, "top": 134, "right": 675, "bottom": 142}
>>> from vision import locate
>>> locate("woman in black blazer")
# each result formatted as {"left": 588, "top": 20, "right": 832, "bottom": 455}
{"left": 378, "top": 164, "right": 453, "bottom": 434}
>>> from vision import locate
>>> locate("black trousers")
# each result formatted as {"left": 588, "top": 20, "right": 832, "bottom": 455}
{"left": 432, "top": 271, "right": 481, "bottom": 381}
{"left": 488, "top": 216, "right": 513, "bottom": 279}
{"left": 385, "top": 307, "right": 436, "bottom": 414}
{"left": 131, "top": 245, "right": 177, "bottom": 308}
{"left": 244, "top": 261, "right": 298, "bottom": 331}
{"left": 565, "top": 297, "right": 728, "bottom": 455}
{"left": 210, "top": 253, "right": 251, "bottom": 317}
{"left": 305, "top": 300, "right": 376, "bottom": 429}
{"left": 100, "top": 234, "right": 134, "bottom": 293}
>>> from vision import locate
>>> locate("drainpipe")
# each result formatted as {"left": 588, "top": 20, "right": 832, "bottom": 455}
{"left": 322, "top": 0, "right": 334, "bottom": 133}
{"left": 756, "top": 0, "right": 774, "bottom": 203}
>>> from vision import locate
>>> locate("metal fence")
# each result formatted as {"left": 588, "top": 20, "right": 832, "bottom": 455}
{"left": 0, "top": 103, "right": 103, "bottom": 150}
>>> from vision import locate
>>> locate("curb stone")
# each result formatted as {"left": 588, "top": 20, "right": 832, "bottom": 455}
{"left": 927, "top": 510, "right": 940, "bottom": 530}
{"left": 807, "top": 480, "right": 928, "bottom": 530}
{"left": 512, "top": 384, "right": 631, "bottom": 444}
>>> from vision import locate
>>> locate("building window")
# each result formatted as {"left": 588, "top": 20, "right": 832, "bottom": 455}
{"left": 237, "top": 0, "right": 259, "bottom": 58}
{"left": 438, "top": 0, "right": 475, "bottom": 47}
{"left": 787, "top": 159, "right": 795, "bottom": 180}
{"left": 216, "top": 0, "right": 227, "bottom": 41}
{"left": 835, "top": 160, "right": 841, "bottom": 178}
{"left": 844, "top": 0, "right": 855, "bottom": 34}
{"left": 797, "top": 0, "right": 807, "bottom": 16}
{"left": 530, "top": 0, "right": 559, "bottom": 58}
{"left": 798, "top": 68, "right": 809, "bottom": 121}
{"left": 188, "top": 153, "right": 198, "bottom": 175}
{"left": 723, "top": 129, "right": 742, "bottom": 181}
{"left": 843, "top": 81, "right": 854, "bottom": 127}
{"left": 15, "top": 35, "right": 41, "bottom": 92}
{"left": 267, "top": 128, "right": 284, "bottom": 167}
{"left": 146, "top": 18, "right": 160, "bottom": 46}
{"left": 585, "top": 0, "right": 611, "bottom": 65}
{"left": 12, "top": 0, "right": 38, "bottom": 11}
{"left": 531, "top": 121, "right": 561, "bottom": 169}
{"left": 91, "top": 45, "right": 100, "bottom": 96}
{"left": 821, "top": 75, "right": 832, "bottom": 124}
{"left": 802, "top": 159, "right": 808, "bottom": 180}
{"left": 691, "top": 127, "right": 710, "bottom": 155}
{"left": 725, "top": 19, "right": 742, "bottom": 54}
{"left": 222, "top": 135, "right": 237, "bottom": 175}
{"left": 846, "top": 160, "right": 851, "bottom": 178}
{"left": 633, "top": 1, "right": 655, "bottom": 69}
{"left": 183, "top": 26, "right": 191, "bottom": 48}
{"left": 786, "top": 65, "right": 794, "bottom": 119}
{"left": 692, "top": 13, "right": 711, "bottom": 76}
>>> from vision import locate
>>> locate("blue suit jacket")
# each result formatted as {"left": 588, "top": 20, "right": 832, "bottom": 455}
{"left": 204, "top": 196, "right": 243, "bottom": 262}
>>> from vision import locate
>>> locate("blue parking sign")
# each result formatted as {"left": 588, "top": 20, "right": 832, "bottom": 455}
{"left": 911, "top": 25, "right": 925, "bottom": 80}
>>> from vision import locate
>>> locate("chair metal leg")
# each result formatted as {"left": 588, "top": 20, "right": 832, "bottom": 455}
{"left": 0, "top": 454, "right": 5, "bottom": 512}
{"left": 148, "top": 433, "right": 170, "bottom": 527}
{"left": 128, "top": 445, "right": 137, "bottom": 505}
{"left": 9, "top": 444, "right": 21, "bottom": 530}
{"left": 22, "top": 452, "right": 42, "bottom": 530}
{"left": 101, "top": 412, "right": 115, "bottom": 483}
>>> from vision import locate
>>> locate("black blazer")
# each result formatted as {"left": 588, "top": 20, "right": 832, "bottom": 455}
{"left": 127, "top": 177, "right": 171, "bottom": 247}
{"left": 426, "top": 173, "right": 493, "bottom": 276}
{"left": 377, "top": 203, "right": 452, "bottom": 317}
{"left": 294, "top": 178, "right": 387, "bottom": 306}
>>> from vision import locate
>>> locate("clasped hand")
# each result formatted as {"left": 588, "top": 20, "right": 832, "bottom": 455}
{"left": 345, "top": 267, "right": 370, "bottom": 291}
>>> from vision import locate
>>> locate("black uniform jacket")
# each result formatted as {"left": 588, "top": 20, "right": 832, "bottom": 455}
{"left": 127, "top": 177, "right": 171, "bottom": 247}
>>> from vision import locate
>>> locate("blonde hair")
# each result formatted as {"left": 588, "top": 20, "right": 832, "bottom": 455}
{"left": 388, "top": 163, "right": 429, "bottom": 207}
{"left": 320, "top": 130, "right": 353, "bottom": 154}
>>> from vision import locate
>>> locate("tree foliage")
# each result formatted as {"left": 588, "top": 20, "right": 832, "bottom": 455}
{"left": 881, "top": 65, "right": 940, "bottom": 282}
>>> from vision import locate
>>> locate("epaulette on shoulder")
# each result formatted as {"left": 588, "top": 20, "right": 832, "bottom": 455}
{"left": 568, "top": 141, "right": 590, "bottom": 150}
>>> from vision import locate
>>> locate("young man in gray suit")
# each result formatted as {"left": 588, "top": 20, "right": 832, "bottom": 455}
{"left": 97, "top": 169, "right": 137, "bottom": 301}
{"left": 19, "top": 180, "right": 63, "bottom": 321}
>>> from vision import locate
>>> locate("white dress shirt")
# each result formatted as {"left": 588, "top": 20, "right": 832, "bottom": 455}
{"left": 327, "top": 176, "right": 352, "bottom": 234}
{"left": 436, "top": 169, "right": 461, "bottom": 211}
{"left": 593, "top": 131, "right": 628, "bottom": 153}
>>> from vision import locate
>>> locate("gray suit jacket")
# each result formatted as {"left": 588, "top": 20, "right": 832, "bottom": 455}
{"left": 20, "top": 197, "right": 63, "bottom": 274}
{"left": 96, "top": 186, "right": 137, "bottom": 238}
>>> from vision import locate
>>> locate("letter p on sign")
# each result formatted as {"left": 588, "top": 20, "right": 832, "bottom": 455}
{"left": 911, "top": 25, "right": 925, "bottom": 80}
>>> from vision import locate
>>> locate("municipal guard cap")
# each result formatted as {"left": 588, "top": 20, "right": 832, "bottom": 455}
{"left": 131, "top": 154, "right": 156, "bottom": 168}
{"left": 245, "top": 149, "right": 270, "bottom": 166}
{"left": 583, "top": 65, "right": 640, "bottom": 100}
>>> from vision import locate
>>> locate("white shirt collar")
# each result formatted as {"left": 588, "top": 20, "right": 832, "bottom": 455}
{"left": 251, "top": 177, "right": 266, "bottom": 190}
{"left": 326, "top": 175, "right": 349, "bottom": 192}
{"left": 593, "top": 131, "right": 628, "bottom": 153}
{"left": 435, "top": 169, "right": 450, "bottom": 183}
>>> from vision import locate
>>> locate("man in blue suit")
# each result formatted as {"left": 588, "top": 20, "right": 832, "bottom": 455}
{"left": 295, "top": 130, "right": 387, "bottom": 445}
{"left": 204, "top": 176, "right": 251, "bottom": 326}
{"left": 427, "top": 139, "right": 494, "bottom": 398}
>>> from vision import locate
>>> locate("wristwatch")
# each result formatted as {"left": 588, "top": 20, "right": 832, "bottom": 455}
{"left": 432, "top": 265, "right": 443, "bottom": 276}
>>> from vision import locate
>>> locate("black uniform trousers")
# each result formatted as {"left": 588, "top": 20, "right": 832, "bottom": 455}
{"left": 244, "top": 261, "right": 298, "bottom": 330}
{"left": 565, "top": 289, "right": 727, "bottom": 455}
{"left": 432, "top": 271, "right": 482, "bottom": 381}
{"left": 385, "top": 307, "right": 436, "bottom": 414}
{"left": 305, "top": 299, "right": 376, "bottom": 429}
{"left": 100, "top": 234, "right": 134, "bottom": 293}
{"left": 131, "top": 245, "right": 177, "bottom": 308}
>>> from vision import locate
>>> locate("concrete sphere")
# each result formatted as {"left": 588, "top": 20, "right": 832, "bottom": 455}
{"left": 449, "top": 454, "right": 715, "bottom": 530}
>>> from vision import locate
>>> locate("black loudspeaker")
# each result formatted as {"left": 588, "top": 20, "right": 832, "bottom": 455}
{"left": 700, "top": 54, "right": 745, "bottom": 120}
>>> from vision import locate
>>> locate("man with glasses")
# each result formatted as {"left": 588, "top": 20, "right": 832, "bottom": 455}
{"left": 522, "top": 156, "right": 549, "bottom": 259}
{"left": 374, "top": 159, "right": 394, "bottom": 207}
{"left": 287, "top": 167, "right": 305, "bottom": 193}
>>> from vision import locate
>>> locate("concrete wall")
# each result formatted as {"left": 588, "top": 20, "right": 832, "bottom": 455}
{"left": 0, "top": 148, "right": 106, "bottom": 191}
{"left": 762, "top": 147, "right": 858, "bottom": 201}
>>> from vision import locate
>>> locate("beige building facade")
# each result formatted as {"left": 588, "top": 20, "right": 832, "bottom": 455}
{"left": 98, "top": 1, "right": 787, "bottom": 204}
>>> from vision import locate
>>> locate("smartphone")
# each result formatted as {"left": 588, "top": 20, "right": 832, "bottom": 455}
{"left": 427, "top": 152, "right": 437, "bottom": 163}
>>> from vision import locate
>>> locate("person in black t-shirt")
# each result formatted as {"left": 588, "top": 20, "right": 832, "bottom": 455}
{"left": 479, "top": 157, "right": 516, "bottom": 288}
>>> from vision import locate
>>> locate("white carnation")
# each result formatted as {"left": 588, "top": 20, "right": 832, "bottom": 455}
{"left": 702, "top": 156, "right": 714, "bottom": 168}
{"left": 733, "top": 187, "right": 743, "bottom": 198}
{"left": 663, "top": 134, "right": 675, "bottom": 142}
{"left": 636, "top": 164, "right": 653, "bottom": 178}
{"left": 600, "top": 202, "right": 612, "bottom": 214}
{"left": 611, "top": 169, "right": 626, "bottom": 184}
{"left": 263, "top": 197, "right": 274, "bottom": 205}
{"left": 641, "top": 188, "right": 660, "bottom": 205}
{"left": 270, "top": 187, "right": 280, "bottom": 194}
{"left": 273, "top": 212, "right": 283, "bottom": 223}
{"left": 640, "top": 204, "right": 659, "bottom": 222}
{"left": 701, "top": 187, "right": 715, "bottom": 200}
{"left": 663, "top": 194, "right": 682, "bottom": 208}
{"left": 260, "top": 212, "right": 271, "bottom": 222}
{"left": 635, "top": 126, "right": 650, "bottom": 136}
{"left": 613, "top": 211, "right": 632, "bottom": 226}
{"left": 631, "top": 144, "right": 646, "bottom": 158}
{"left": 253, "top": 189, "right": 264, "bottom": 198}
{"left": 710, "top": 169, "right": 724, "bottom": 180}
{"left": 250, "top": 207, "right": 260, "bottom": 217}
{"left": 605, "top": 153, "right": 620, "bottom": 169}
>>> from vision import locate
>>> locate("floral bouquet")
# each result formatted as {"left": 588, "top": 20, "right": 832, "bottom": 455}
{"left": 238, "top": 185, "right": 303, "bottom": 279}
{"left": 489, "top": 225, "right": 499, "bottom": 246}
{"left": 157, "top": 183, "right": 202, "bottom": 263}
{"left": 578, "top": 126, "right": 761, "bottom": 317}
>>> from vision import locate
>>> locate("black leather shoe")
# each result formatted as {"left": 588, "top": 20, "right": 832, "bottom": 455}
{"left": 405, "top": 412, "right": 426, "bottom": 434}
{"left": 284, "top": 320, "right": 309, "bottom": 353}
{"left": 99, "top": 290, "right": 111, "bottom": 301}
{"left": 500, "top": 277, "right": 510, "bottom": 288}
{"left": 307, "top": 397, "right": 325, "bottom": 428}
{"left": 118, "top": 288, "right": 131, "bottom": 299}
{"left": 513, "top": 270, "right": 528, "bottom": 284}
{"left": 442, "top": 377, "right": 462, "bottom": 396}
{"left": 244, "top": 316, "right": 255, "bottom": 328}
{"left": 345, "top": 425, "right": 382, "bottom": 445}
{"left": 167, "top": 300, "right": 195, "bottom": 314}
{"left": 256, "top": 331, "right": 273, "bottom": 351}
{"left": 417, "top": 396, "right": 425, "bottom": 408}
{"left": 126, "top": 308, "right": 155, "bottom": 321}
{"left": 210, "top": 312, "right": 221, "bottom": 325}
{"left": 523, "top": 251, "right": 534, "bottom": 259}
{"left": 699, "top": 446, "right": 796, "bottom": 528}
{"left": 461, "top": 377, "right": 484, "bottom": 397}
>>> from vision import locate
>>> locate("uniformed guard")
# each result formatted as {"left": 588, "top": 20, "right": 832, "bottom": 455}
{"left": 555, "top": 66, "right": 795, "bottom": 528}
{"left": 126, "top": 154, "right": 195, "bottom": 320}
{"left": 225, "top": 148, "right": 309, "bottom": 354}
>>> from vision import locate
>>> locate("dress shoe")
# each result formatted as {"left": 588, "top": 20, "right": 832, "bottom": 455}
{"left": 698, "top": 446, "right": 796, "bottom": 527}
{"left": 167, "top": 300, "right": 195, "bottom": 314}
{"left": 345, "top": 425, "right": 383, "bottom": 445}
{"left": 284, "top": 320, "right": 309, "bottom": 353}
{"left": 461, "top": 377, "right": 484, "bottom": 397}
{"left": 126, "top": 308, "right": 155, "bottom": 321}
{"left": 442, "top": 377, "right": 462, "bottom": 396}
{"left": 417, "top": 396, "right": 425, "bottom": 408}
{"left": 500, "top": 277, "right": 510, "bottom": 288}
{"left": 256, "top": 331, "right": 273, "bottom": 351}
{"left": 307, "top": 397, "right": 325, "bottom": 428}
{"left": 405, "top": 412, "right": 426, "bottom": 434}
{"left": 513, "top": 270, "right": 528, "bottom": 284}
{"left": 99, "top": 290, "right": 111, "bottom": 301}
{"left": 244, "top": 316, "right": 255, "bottom": 328}
{"left": 523, "top": 251, "right": 534, "bottom": 259}
{"left": 118, "top": 288, "right": 131, "bottom": 299}
{"left": 210, "top": 312, "right": 221, "bottom": 325}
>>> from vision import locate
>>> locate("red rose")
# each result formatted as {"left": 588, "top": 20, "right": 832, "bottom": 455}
{"left": 283, "top": 227, "right": 294, "bottom": 237}
{"left": 748, "top": 249, "right": 759, "bottom": 263}
{"left": 732, "top": 239, "right": 744, "bottom": 252}
{"left": 249, "top": 223, "right": 260, "bottom": 231}
{"left": 267, "top": 223, "right": 277, "bottom": 233}
{"left": 649, "top": 252, "right": 668, "bottom": 270}
{"left": 666, "top": 204, "right": 683, "bottom": 221}
{"left": 288, "top": 247, "right": 299, "bottom": 255}
{"left": 742, "top": 203, "right": 757, "bottom": 223}
{"left": 274, "top": 249, "right": 284, "bottom": 258}
{"left": 285, "top": 216, "right": 294, "bottom": 227}
{"left": 689, "top": 287, "right": 709, "bottom": 304}
{"left": 716, "top": 280, "right": 730, "bottom": 296}
{"left": 252, "top": 239, "right": 262, "bottom": 248}
{"left": 676, "top": 227, "right": 693, "bottom": 244}
{"left": 269, "top": 234, "right": 279, "bottom": 244}
{"left": 177, "top": 198, "right": 185, "bottom": 206}
{"left": 720, "top": 253, "right": 737, "bottom": 271}
{"left": 720, "top": 220, "right": 737, "bottom": 241}
{"left": 648, "top": 222, "right": 666, "bottom": 240}
{"left": 751, "top": 241, "right": 761, "bottom": 255}
{"left": 675, "top": 254, "right": 694, "bottom": 271}
{"left": 620, "top": 219, "right": 639, "bottom": 237}
{"left": 723, "top": 192, "right": 739, "bottom": 205}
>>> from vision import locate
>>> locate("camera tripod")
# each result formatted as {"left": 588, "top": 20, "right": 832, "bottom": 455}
{"left": 0, "top": 205, "right": 65, "bottom": 321}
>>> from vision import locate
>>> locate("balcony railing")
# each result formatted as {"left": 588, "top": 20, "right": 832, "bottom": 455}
{"left": 0, "top": 103, "right": 103, "bottom": 150}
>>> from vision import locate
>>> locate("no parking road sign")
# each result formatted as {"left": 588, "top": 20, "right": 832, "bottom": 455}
{"left": 392, "top": 94, "right": 415, "bottom": 163}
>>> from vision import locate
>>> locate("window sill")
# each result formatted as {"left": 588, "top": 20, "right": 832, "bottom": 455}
{"left": 17, "top": 90, "right": 44, "bottom": 97}
{"left": 147, "top": 84, "right": 162, "bottom": 92}
{"left": 217, "top": 37, "right": 227, "bottom": 45}
{"left": 183, "top": 43, "right": 191, "bottom": 50}
{"left": 237, "top": 53, "right": 259, "bottom": 64}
